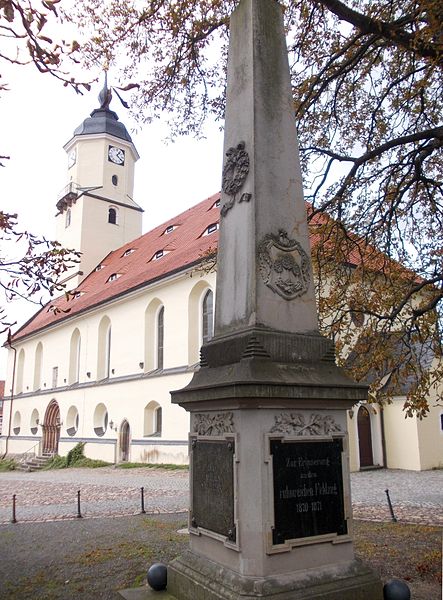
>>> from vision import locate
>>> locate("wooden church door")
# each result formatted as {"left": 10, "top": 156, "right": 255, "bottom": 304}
{"left": 357, "top": 405, "right": 373, "bottom": 468}
{"left": 120, "top": 420, "right": 130, "bottom": 462}
{"left": 42, "top": 400, "right": 61, "bottom": 455}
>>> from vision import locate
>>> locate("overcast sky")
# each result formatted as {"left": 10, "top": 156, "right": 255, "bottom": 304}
{"left": 1, "top": 63, "right": 224, "bottom": 377}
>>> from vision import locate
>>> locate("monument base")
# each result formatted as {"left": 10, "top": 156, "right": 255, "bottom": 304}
{"left": 167, "top": 550, "right": 383, "bottom": 600}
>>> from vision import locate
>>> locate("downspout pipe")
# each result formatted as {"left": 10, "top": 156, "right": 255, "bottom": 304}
{"left": 1, "top": 329, "right": 17, "bottom": 459}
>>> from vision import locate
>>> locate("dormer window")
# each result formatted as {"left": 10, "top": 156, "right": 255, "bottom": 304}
{"left": 95, "top": 264, "right": 105, "bottom": 271}
{"left": 107, "top": 273, "right": 121, "bottom": 282}
{"left": 212, "top": 199, "right": 220, "bottom": 208}
{"left": 122, "top": 248, "right": 135, "bottom": 257}
{"left": 74, "top": 292, "right": 84, "bottom": 299}
{"left": 164, "top": 225, "right": 176, "bottom": 235}
{"left": 203, "top": 222, "right": 219, "bottom": 236}
{"left": 153, "top": 250, "right": 164, "bottom": 260}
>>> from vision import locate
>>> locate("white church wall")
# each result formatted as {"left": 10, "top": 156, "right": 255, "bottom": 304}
{"left": 416, "top": 380, "right": 443, "bottom": 470}
{"left": 1, "top": 268, "right": 216, "bottom": 464}
{"left": 347, "top": 410, "right": 359, "bottom": 472}
{"left": 383, "top": 397, "right": 421, "bottom": 470}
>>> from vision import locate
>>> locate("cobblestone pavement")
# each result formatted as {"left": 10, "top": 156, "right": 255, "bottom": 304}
{"left": 0, "top": 466, "right": 441, "bottom": 526}
{"left": 351, "top": 468, "right": 443, "bottom": 526}
{"left": 0, "top": 468, "right": 189, "bottom": 523}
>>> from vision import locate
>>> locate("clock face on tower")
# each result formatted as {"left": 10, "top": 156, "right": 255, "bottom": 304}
{"left": 108, "top": 145, "right": 125, "bottom": 165}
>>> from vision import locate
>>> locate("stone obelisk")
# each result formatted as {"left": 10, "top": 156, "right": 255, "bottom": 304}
{"left": 169, "top": 1, "right": 382, "bottom": 598}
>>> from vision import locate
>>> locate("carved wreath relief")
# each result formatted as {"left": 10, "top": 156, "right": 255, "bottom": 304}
{"left": 270, "top": 413, "right": 342, "bottom": 436}
{"left": 193, "top": 412, "right": 235, "bottom": 435}
{"left": 221, "top": 141, "right": 252, "bottom": 216}
{"left": 258, "top": 229, "right": 311, "bottom": 300}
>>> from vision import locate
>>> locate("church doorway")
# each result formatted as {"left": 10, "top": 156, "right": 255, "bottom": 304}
{"left": 357, "top": 405, "right": 373, "bottom": 468}
{"left": 119, "top": 420, "right": 130, "bottom": 462}
{"left": 42, "top": 400, "right": 61, "bottom": 455}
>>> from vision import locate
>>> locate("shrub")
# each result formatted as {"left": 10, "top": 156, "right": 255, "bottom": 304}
{"left": 66, "top": 442, "right": 86, "bottom": 466}
{"left": 43, "top": 455, "right": 67, "bottom": 470}
{"left": 0, "top": 458, "right": 16, "bottom": 472}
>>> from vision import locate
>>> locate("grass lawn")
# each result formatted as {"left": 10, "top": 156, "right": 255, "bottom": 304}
{"left": 0, "top": 516, "right": 440, "bottom": 599}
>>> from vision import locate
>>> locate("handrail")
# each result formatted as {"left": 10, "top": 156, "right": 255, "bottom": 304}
{"left": 57, "top": 181, "right": 79, "bottom": 202}
{"left": 19, "top": 441, "right": 41, "bottom": 462}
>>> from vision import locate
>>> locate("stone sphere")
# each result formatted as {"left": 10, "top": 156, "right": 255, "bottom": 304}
{"left": 147, "top": 563, "right": 167, "bottom": 591}
{"left": 383, "top": 579, "right": 411, "bottom": 600}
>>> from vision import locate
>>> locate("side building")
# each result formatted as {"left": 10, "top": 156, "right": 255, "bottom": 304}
{"left": 1, "top": 97, "right": 442, "bottom": 471}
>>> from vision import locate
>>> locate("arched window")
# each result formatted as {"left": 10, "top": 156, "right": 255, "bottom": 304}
{"left": 187, "top": 282, "right": 214, "bottom": 365}
{"left": 33, "top": 342, "right": 43, "bottom": 391}
{"left": 202, "top": 290, "right": 214, "bottom": 344}
{"left": 97, "top": 317, "right": 111, "bottom": 380}
{"left": 16, "top": 349, "right": 25, "bottom": 394}
{"left": 108, "top": 207, "right": 117, "bottom": 225}
{"left": 157, "top": 306, "right": 164, "bottom": 370}
{"left": 69, "top": 329, "right": 81, "bottom": 384}
{"left": 144, "top": 401, "right": 162, "bottom": 436}
{"left": 144, "top": 299, "right": 165, "bottom": 371}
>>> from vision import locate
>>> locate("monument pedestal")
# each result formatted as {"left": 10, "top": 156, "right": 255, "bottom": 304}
{"left": 169, "top": 330, "right": 382, "bottom": 599}
{"left": 169, "top": 551, "right": 380, "bottom": 600}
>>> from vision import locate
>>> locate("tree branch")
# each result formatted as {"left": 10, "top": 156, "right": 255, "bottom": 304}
{"left": 316, "top": 0, "right": 442, "bottom": 60}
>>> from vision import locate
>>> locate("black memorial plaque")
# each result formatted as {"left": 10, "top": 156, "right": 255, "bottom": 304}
{"left": 191, "top": 439, "right": 235, "bottom": 541}
{"left": 271, "top": 438, "right": 347, "bottom": 545}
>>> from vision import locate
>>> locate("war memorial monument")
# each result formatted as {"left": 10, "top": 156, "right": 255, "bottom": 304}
{"left": 134, "top": 0, "right": 384, "bottom": 597}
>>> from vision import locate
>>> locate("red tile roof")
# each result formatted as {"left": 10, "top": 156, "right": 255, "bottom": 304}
{"left": 11, "top": 193, "right": 408, "bottom": 342}
{"left": 13, "top": 194, "right": 222, "bottom": 341}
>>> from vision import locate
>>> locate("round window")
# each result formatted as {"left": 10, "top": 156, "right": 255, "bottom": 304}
{"left": 13, "top": 411, "right": 21, "bottom": 435}
{"left": 30, "top": 409, "right": 39, "bottom": 435}
{"left": 66, "top": 405, "right": 80, "bottom": 437}
{"left": 93, "top": 403, "right": 108, "bottom": 437}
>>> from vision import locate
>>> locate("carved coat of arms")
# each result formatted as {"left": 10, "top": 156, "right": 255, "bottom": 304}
{"left": 258, "top": 229, "right": 311, "bottom": 300}
{"left": 221, "top": 141, "right": 251, "bottom": 216}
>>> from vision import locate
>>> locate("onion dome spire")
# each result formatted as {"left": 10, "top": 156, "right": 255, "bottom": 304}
{"left": 71, "top": 71, "right": 133, "bottom": 143}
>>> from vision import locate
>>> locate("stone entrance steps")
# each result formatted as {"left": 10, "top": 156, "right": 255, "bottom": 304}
{"left": 17, "top": 453, "right": 53, "bottom": 472}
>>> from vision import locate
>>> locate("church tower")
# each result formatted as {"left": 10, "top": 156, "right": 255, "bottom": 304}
{"left": 55, "top": 77, "right": 142, "bottom": 290}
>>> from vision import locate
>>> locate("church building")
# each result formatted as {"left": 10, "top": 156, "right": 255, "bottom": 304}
{"left": 1, "top": 89, "right": 442, "bottom": 471}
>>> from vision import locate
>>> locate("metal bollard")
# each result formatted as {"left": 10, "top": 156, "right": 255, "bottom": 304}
{"left": 385, "top": 489, "right": 397, "bottom": 522}
{"left": 140, "top": 486, "right": 146, "bottom": 514}
{"left": 11, "top": 494, "right": 17, "bottom": 524}
{"left": 77, "top": 489, "right": 83, "bottom": 518}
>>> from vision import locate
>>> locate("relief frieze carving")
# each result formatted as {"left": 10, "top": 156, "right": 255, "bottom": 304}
{"left": 258, "top": 229, "right": 311, "bottom": 300}
{"left": 221, "top": 141, "right": 251, "bottom": 216}
{"left": 193, "top": 412, "right": 235, "bottom": 435}
{"left": 270, "top": 413, "right": 342, "bottom": 436}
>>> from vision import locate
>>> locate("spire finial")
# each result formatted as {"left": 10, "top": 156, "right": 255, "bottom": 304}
{"left": 98, "top": 70, "right": 112, "bottom": 109}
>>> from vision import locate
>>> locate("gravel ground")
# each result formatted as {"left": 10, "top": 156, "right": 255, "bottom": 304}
{"left": 0, "top": 513, "right": 188, "bottom": 599}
